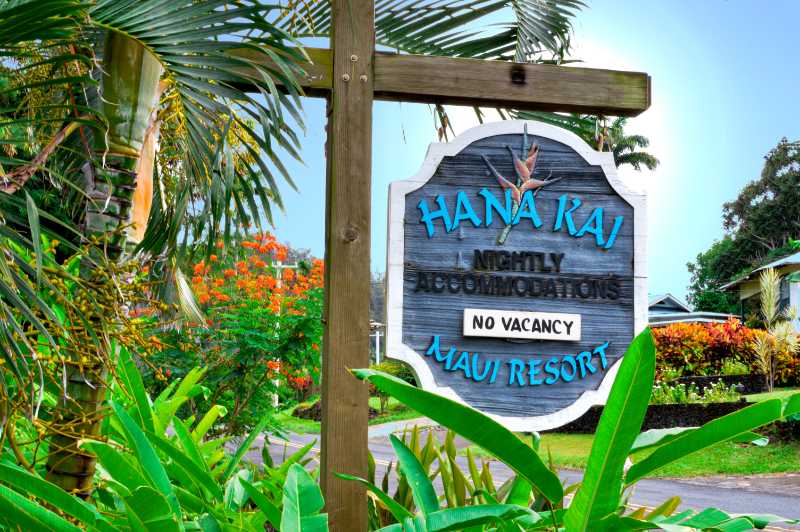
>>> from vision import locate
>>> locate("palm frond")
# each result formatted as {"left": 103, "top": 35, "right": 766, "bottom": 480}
{"left": 276, "top": 0, "right": 582, "bottom": 60}
{"left": 87, "top": 0, "right": 307, "bottom": 254}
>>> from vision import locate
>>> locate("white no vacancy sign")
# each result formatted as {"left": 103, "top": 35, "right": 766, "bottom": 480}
{"left": 463, "top": 308, "right": 581, "bottom": 341}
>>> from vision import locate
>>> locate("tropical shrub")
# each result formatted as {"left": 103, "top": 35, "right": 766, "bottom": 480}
{"left": 650, "top": 380, "right": 741, "bottom": 405}
{"left": 653, "top": 318, "right": 800, "bottom": 384}
{"left": 653, "top": 319, "right": 755, "bottom": 377}
{"left": 145, "top": 233, "right": 324, "bottom": 436}
{"left": 368, "top": 361, "right": 418, "bottom": 413}
{"left": 352, "top": 329, "right": 800, "bottom": 531}
{"left": 0, "top": 346, "right": 328, "bottom": 531}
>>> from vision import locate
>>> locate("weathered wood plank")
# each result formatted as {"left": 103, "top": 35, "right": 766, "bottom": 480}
{"left": 234, "top": 48, "right": 651, "bottom": 116}
{"left": 387, "top": 123, "right": 646, "bottom": 431}
{"left": 374, "top": 52, "right": 651, "bottom": 116}
{"left": 319, "top": 1, "right": 373, "bottom": 530}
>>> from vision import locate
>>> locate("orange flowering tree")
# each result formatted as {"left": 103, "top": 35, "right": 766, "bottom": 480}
{"left": 146, "top": 233, "right": 323, "bottom": 436}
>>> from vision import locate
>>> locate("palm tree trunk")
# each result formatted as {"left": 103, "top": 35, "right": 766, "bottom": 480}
{"left": 46, "top": 32, "right": 162, "bottom": 497}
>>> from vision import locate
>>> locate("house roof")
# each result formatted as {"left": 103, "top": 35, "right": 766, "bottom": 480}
{"left": 721, "top": 250, "right": 800, "bottom": 290}
{"left": 648, "top": 293, "right": 692, "bottom": 313}
{"left": 649, "top": 311, "right": 736, "bottom": 327}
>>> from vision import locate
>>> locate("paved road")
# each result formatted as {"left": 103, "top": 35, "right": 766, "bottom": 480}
{"left": 247, "top": 422, "right": 800, "bottom": 531}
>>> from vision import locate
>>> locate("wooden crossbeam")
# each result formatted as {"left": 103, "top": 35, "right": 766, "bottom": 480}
{"left": 235, "top": 47, "right": 651, "bottom": 116}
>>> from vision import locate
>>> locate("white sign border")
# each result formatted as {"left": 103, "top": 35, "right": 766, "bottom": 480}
{"left": 385, "top": 120, "right": 648, "bottom": 432}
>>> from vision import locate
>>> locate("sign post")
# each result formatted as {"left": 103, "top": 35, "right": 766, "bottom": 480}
{"left": 386, "top": 121, "right": 646, "bottom": 431}
{"left": 240, "top": 5, "right": 650, "bottom": 528}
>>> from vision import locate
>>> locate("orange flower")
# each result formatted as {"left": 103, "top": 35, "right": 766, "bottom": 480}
{"left": 283, "top": 268, "right": 295, "bottom": 282}
{"left": 192, "top": 261, "right": 205, "bottom": 275}
{"left": 198, "top": 293, "right": 211, "bottom": 304}
{"left": 242, "top": 241, "right": 258, "bottom": 249}
{"left": 192, "top": 275, "right": 203, "bottom": 285}
{"left": 223, "top": 268, "right": 236, "bottom": 278}
{"left": 210, "top": 254, "right": 218, "bottom": 262}
{"left": 214, "top": 278, "right": 225, "bottom": 287}
{"left": 215, "top": 240, "right": 224, "bottom": 249}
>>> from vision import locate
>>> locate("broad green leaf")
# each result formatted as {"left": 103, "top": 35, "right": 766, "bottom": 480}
{"left": 117, "top": 342, "right": 156, "bottom": 434}
{"left": 172, "top": 418, "right": 206, "bottom": 472}
{"left": 630, "top": 428, "right": 768, "bottom": 454}
{"left": 354, "top": 368, "right": 563, "bottom": 503}
{"left": 626, "top": 399, "right": 784, "bottom": 484}
{"left": 192, "top": 405, "right": 228, "bottom": 442}
{"left": 784, "top": 393, "right": 800, "bottom": 416}
{"left": 565, "top": 330, "right": 656, "bottom": 531}
{"left": 391, "top": 434, "right": 439, "bottom": 515}
{"left": 0, "top": 484, "right": 82, "bottom": 532}
{"left": 281, "top": 464, "right": 328, "bottom": 532}
{"left": 80, "top": 440, "right": 150, "bottom": 489}
{"left": 0, "top": 463, "right": 113, "bottom": 530}
{"left": 425, "top": 504, "right": 537, "bottom": 531}
{"left": 504, "top": 476, "right": 532, "bottom": 506}
{"left": 149, "top": 433, "right": 224, "bottom": 500}
{"left": 124, "top": 486, "right": 181, "bottom": 532}
{"left": 336, "top": 472, "right": 414, "bottom": 522}
{"left": 223, "top": 468, "right": 253, "bottom": 510}
{"left": 111, "top": 401, "right": 182, "bottom": 520}
{"left": 277, "top": 439, "right": 317, "bottom": 475}
{"left": 645, "top": 496, "right": 681, "bottom": 520}
{"left": 241, "top": 479, "right": 282, "bottom": 529}
{"left": 739, "top": 513, "right": 798, "bottom": 528}
{"left": 220, "top": 414, "right": 271, "bottom": 482}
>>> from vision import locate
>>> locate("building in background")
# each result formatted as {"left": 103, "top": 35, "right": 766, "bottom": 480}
{"left": 648, "top": 293, "right": 735, "bottom": 327}
{"left": 721, "top": 251, "right": 800, "bottom": 331}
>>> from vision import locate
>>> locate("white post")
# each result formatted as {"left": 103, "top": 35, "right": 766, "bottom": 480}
{"left": 375, "top": 329, "right": 381, "bottom": 364}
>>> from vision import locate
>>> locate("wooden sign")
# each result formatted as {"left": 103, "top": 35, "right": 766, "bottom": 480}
{"left": 386, "top": 121, "right": 647, "bottom": 431}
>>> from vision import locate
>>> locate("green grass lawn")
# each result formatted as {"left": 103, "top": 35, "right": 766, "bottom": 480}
{"left": 466, "top": 432, "right": 800, "bottom": 478}
{"left": 274, "top": 396, "right": 420, "bottom": 434}
{"left": 746, "top": 387, "right": 800, "bottom": 403}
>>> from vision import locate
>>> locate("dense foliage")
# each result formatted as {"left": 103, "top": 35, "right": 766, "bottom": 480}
{"left": 349, "top": 330, "right": 800, "bottom": 531}
{"left": 687, "top": 139, "right": 800, "bottom": 312}
{"left": 0, "top": 348, "right": 328, "bottom": 531}
{"left": 145, "top": 233, "right": 324, "bottom": 436}
{"left": 653, "top": 319, "right": 800, "bottom": 384}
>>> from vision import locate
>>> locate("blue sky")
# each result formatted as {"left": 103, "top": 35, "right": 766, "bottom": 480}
{"left": 269, "top": 0, "right": 800, "bottom": 303}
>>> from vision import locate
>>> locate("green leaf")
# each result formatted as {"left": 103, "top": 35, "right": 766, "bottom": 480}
{"left": 281, "top": 463, "right": 328, "bottom": 532}
{"left": 116, "top": 342, "right": 156, "bottom": 434}
{"left": 124, "top": 486, "right": 181, "bottom": 532}
{"left": 631, "top": 428, "right": 768, "bottom": 454}
{"left": 0, "top": 463, "right": 113, "bottom": 530}
{"left": 504, "top": 476, "right": 532, "bottom": 506}
{"left": 192, "top": 404, "right": 228, "bottom": 442}
{"left": 353, "top": 368, "right": 563, "bottom": 503}
{"left": 241, "top": 479, "right": 282, "bottom": 529}
{"left": 626, "top": 398, "right": 785, "bottom": 484}
{"left": 223, "top": 468, "right": 252, "bottom": 510}
{"left": 0, "top": 484, "right": 82, "bottom": 532}
{"left": 390, "top": 434, "right": 439, "bottom": 515}
{"left": 336, "top": 473, "right": 414, "bottom": 522}
{"left": 149, "top": 433, "right": 224, "bottom": 500}
{"left": 564, "top": 329, "right": 656, "bottom": 531}
{"left": 80, "top": 439, "right": 150, "bottom": 489}
{"left": 425, "top": 504, "right": 537, "bottom": 531}
{"left": 111, "top": 401, "right": 182, "bottom": 520}
{"left": 25, "top": 192, "right": 42, "bottom": 288}
{"left": 220, "top": 414, "right": 271, "bottom": 482}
